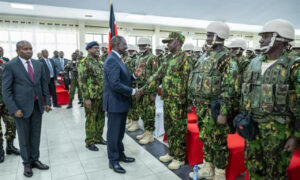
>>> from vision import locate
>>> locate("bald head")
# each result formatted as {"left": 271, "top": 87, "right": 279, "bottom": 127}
{"left": 16, "top": 40, "right": 32, "bottom": 60}
{"left": 111, "top": 36, "right": 128, "bottom": 55}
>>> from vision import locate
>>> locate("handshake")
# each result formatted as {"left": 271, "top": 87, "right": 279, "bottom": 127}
{"left": 134, "top": 88, "right": 144, "bottom": 99}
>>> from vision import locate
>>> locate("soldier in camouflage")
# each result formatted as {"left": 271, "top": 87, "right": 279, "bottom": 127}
{"left": 193, "top": 46, "right": 203, "bottom": 62}
{"left": 130, "top": 37, "right": 157, "bottom": 145}
{"left": 79, "top": 41, "right": 106, "bottom": 151}
{"left": 100, "top": 43, "right": 108, "bottom": 63}
{"left": 241, "top": 19, "right": 300, "bottom": 180}
{"left": 142, "top": 32, "right": 191, "bottom": 170}
{"left": 124, "top": 45, "right": 138, "bottom": 129}
{"left": 66, "top": 52, "right": 82, "bottom": 109}
{"left": 75, "top": 50, "right": 84, "bottom": 106}
{"left": 183, "top": 43, "right": 197, "bottom": 66}
{"left": 245, "top": 48, "right": 256, "bottom": 60}
{"left": 188, "top": 21, "right": 240, "bottom": 180}
{"left": 154, "top": 45, "right": 166, "bottom": 70}
{"left": 0, "top": 59, "right": 20, "bottom": 163}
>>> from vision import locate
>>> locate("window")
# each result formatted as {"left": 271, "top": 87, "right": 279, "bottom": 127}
{"left": 84, "top": 33, "right": 108, "bottom": 44}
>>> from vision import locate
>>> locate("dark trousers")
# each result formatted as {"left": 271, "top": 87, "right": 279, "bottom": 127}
{"left": 107, "top": 112, "right": 127, "bottom": 164}
{"left": 14, "top": 101, "right": 42, "bottom": 165}
{"left": 49, "top": 78, "right": 58, "bottom": 105}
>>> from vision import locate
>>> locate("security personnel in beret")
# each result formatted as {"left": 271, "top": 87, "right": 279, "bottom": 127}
{"left": 78, "top": 41, "right": 107, "bottom": 151}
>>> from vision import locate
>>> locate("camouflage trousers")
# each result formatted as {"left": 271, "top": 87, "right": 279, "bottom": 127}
{"left": 164, "top": 99, "right": 187, "bottom": 161}
{"left": 69, "top": 78, "right": 82, "bottom": 101}
{"left": 127, "top": 96, "right": 141, "bottom": 122}
{"left": 197, "top": 104, "right": 230, "bottom": 169}
{"left": 0, "top": 104, "right": 16, "bottom": 147}
{"left": 84, "top": 99, "right": 105, "bottom": 146}
{"left": 141, "top": 95, "right": 155, "bottom": 132}
{"left": 245, "top": 120, "right": 292, "bottom": 180}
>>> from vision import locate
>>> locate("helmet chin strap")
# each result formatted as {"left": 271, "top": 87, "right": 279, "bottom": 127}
{"left": 261, "top": 32, "right": 288, "bottom": 53}
{"left": 206, "top": 34, "right": 224, "bottom": 50}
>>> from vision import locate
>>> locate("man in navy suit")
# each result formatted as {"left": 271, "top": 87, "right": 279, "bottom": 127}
{"left": 103, "top": 36, "right": 144, "bottom": 174}
{"left": 2, "top": 41, "right": 51, "bottom": 177}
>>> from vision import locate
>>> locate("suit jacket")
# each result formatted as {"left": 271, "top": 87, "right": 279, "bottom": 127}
{"left": 2, "top": 57, "right": 51, "bottom": 118}
{"left": 103, "top": 51, "right": 135, "bottom": 113}
{"left": 54, "top": 58, "right": 68, "bottom": 73}
{"left": 39, "top": 58, "right": 58, "bottom": 83}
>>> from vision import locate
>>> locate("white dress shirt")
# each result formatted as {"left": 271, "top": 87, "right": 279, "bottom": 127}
{"left": 19, "top": 56, "right": 34, "bottom": 72}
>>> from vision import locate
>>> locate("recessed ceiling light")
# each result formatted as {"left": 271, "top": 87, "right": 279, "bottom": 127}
{"left": 10, "top": 3, "right": 34, "bottom": 10}
{"left": 85, "top": 14, "right": 93, "bottom": 18}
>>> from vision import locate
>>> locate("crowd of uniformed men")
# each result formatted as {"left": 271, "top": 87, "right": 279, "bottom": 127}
{"left": 0, "top": 18, "right": 299, "bottom": 180}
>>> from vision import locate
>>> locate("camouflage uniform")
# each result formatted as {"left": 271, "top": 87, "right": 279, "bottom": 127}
{"left": 65, "top": 60, "right": 82, "bottom": 102}
{"left": 188, "top": 47, "right": 240, "bottom": 169}
{"left": 99, "top": 52, "right": 108, "bottom": 63}
{"left": 0, "top": 61, "right": 16, "bottom": 148}
{"left": 241, "top": 53, "right": 300, "bottom": 180}
{"left": 135, "top": 49, "right": 157, "bottom": 132}
{"left": 79, "top": 54, "right": 105, "bottom": 146}
{"left": 125, "top": 54, "right": 140, "bottom": 123}
{"left": 144, "top": 51, "right": 191, "bottom": 161}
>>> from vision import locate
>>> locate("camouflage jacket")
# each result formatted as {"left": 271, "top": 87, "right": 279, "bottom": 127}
{"left": 133, "top": 49, "right": 156, "bottom": 87}
{"left": 64, "top": 60, "right": 80, "bottom": 79}
{"left": 241, "top": 53, "right": 300, "bottom": 137}
{"left": 188, "top": 47, "right": 240, "bottom": 116}
{"left": 0, "top": 61, "right": 3, "bottom": 104}
{"left": 144, "top": 51, "right": 192, "bottom": 104}
{"left": 99, "top": 52, "right": 108, "bottom": 63}
{"left": 78, "top": 55, "right": 104, "bottom": 100}
{"left": 151, "top": 54, "right": 166, "bottom": 73}
{"left": 124, "top": 54, "right": 138, "bottom": 74}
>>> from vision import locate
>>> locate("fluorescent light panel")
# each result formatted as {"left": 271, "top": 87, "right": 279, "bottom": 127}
{"left": 11, "top": 3, "right": 34, "bottom": 10}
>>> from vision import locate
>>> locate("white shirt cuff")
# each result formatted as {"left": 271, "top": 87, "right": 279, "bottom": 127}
{"left": 131, "top": 88, "right": 136, "bottom": 95}
{"left": 132, "top": 73, "right": 138, "bottom": 80}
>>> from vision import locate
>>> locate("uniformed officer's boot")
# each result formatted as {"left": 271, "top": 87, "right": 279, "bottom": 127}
{"left": 213, "top": 168, "right": 225, "bottom": 180}
{"left": 196, "top": 162, "right": 214, "bottom": 179}
{"left": 0, "top": 146, "right": 4, "bottom": 163}
{"left": 6, "top": 140, "right": 20, "bottom": 155}
{"left": 159, "top": 153, "right": 173, "bottom": 163}
{"left": 139, "top": 131, "right": 154, "bottom": 145}
{"left": 136, "top": 132, "right": 146, "bottom": 140}
{"left": 168, "top": 159, "right": 185, "bottom": 170}
{"left": 66, "top": 101, "right": 72, "bottom": 109}
{"left": 128, "top": 121, "right": 139, "bottom": 132}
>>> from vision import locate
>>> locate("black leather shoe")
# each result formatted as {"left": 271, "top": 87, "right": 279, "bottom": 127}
{"left": 66, "top": 102, "right": 72, "bottom": 109}
{"left": 24, "top": 164, "right": 33, "bottom": 177}
{"left": 80, "top": 103, "right": 84, "bottom": 107}
{"left": 86, "top": 144, "right": 99, "bottom": 151}
{"left": 120, "top": 156, "right": 135, "bottom": 163}
{"left": 78, "top": 101, "right": 82, "bottom": 104}
{"left": 0, "top": 148, "right": 4, "bottom": 163}
{"left": 109, "top": 162, "right": 126, "bottom": 174}
{"left": 6, "top": 140, "right": 20, "bottom": 155}
{"left": 95, "top": 140, "right": 107, "bottom": 145}
{"left": 53, "top": 104, "right": 61, "bottom": 108}
{"left": 31, "top": 161, "right": 49, "bottom": 170}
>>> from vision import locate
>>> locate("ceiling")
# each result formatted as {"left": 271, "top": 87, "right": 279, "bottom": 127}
{"left": 0, "top": 0, "right": 299, "bottom": 29}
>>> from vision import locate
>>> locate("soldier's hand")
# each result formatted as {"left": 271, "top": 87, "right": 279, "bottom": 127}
{"left": 44, "top": 105, "right": 52, "bottom": 112}
{"left": 85, "top": 99, "right": 92, "bottom": 109}
{"left": 284, "top": 137, "right": 297, "bottom": 152}
{"left": 14, "top": 110, "right": 23, "bottom": 118}
{"left": 217, "top": 114, "right": 227, "bottom": 125}
{"left": 187, "top": 106, "right": 193, "bottom": 113}
{"left": 134, "top": 63, "right": 145, "bottom": 78}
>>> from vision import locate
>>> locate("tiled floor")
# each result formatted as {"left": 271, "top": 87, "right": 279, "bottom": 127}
{"left": 0, "top": 97, "right": 180, "bottom": 180}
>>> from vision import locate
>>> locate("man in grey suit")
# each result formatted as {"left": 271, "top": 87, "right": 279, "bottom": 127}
{"left": 103, "top": 36, "right": 144, "bottom": 174}
{"left": 2, "top": 41, "right": 51, "bottom": 178}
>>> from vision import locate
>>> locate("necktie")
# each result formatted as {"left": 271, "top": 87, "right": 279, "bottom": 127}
{"left": 46, "top": 59, "right": 54, "bottom": 77}
{"left": 26, "top": 60, "right": 34, "bottom": 83}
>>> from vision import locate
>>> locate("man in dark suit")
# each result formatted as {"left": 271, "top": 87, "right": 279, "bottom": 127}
{"left": 40, "top": 49, "right": 61, "bottom": 108}
{"left": 57, "top": 51, "right": 70, "bottom": 90}
{"left": 2, "top": 41, "right": 51, "bottom": 177}
{"left": 103, "top": 36, "right": 144, "bottom": 174}
{"left": 0, "top": 47, "right": 10, "bottom": 62}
